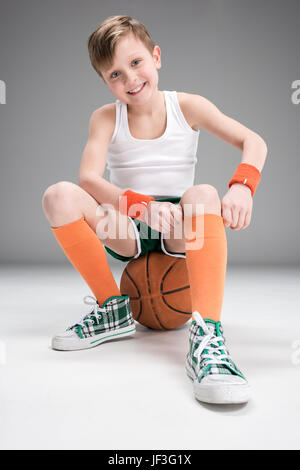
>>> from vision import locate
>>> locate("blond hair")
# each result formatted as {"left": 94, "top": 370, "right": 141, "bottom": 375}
{"left": 87, "top": 15, "right": 156, "bottom": 79}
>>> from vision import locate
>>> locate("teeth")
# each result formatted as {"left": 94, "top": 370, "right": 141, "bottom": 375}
{"left": 128, "top": 83, "right": 144, "bottom": 93}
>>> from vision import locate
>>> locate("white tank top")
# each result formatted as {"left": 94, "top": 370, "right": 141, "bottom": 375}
{"left": 106, "top": 90, "right": 200, "bottom": 197}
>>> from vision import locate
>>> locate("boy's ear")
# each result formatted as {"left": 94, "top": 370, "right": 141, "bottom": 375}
{"left": 152, "top": 45, "right": 162, "bottom": 69}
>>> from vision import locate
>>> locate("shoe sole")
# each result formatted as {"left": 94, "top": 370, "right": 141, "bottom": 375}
{"left": 52, "top": 324, "right": 136, "bottom": 351}
{"left": 186, "top": 361, "right": 251, "bottom": 405}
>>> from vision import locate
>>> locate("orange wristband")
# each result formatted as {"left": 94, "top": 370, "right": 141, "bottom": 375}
{"left": 228, "top": 163, "right": 261, "bottom": 197}
{"left": 119, "top": 189, "right": 154, "bottom": 219}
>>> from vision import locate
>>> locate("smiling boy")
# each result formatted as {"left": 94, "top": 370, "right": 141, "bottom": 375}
{"left": 42, "top": 15, "right": 267, "bottom": 405}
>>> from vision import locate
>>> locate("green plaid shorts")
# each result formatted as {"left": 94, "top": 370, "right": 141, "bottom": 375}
{"left": 104, "top": 196, "right": 186, "bottom": 263}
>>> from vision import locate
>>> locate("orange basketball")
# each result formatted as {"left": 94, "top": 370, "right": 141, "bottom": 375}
{"left": 120, "top": 251, "right": 192, "bottom": 330}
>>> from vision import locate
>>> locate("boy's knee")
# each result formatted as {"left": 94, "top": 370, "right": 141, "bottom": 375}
{"left": 181, "top": 184, "right": 220, "bottom": 204}
{"left": 42, "top": 181, "right": 77, "bottom": 215}
{"left": 180, "top": 184, "right": 221, "bottom": 214}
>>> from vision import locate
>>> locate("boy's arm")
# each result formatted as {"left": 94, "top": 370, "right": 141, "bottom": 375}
{"left": 182, "top": 93, "right": 268, "bottom": 172}
{"left": 182, "top": 93, "right": 268, "bottom": 230}
{"left": 79, "top": 107, "right": 158, "bottom": 223}
{"left": 78, "top": 105, "right": 125, "bottom": 211}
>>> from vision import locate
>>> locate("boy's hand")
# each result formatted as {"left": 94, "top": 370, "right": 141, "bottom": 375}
{"left": 140, "top": 201, "right": 183, "bottom": 234}
{"left": 221, "top": 183, "right": 253, "bottom": 230}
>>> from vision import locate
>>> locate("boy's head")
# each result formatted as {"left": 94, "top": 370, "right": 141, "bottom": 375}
{"left": 88, "top": 15, "right": 161, "bottom": 103}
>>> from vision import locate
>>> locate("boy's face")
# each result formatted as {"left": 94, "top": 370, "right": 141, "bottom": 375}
{"left": 101, "top": 33, "right": 161, "bottom": 104}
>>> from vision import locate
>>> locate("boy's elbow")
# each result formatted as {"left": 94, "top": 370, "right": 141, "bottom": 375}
{"left": 264, "top": 140, "right": 268, "bottom": 154}
{"left": 259, "top": 136, "right": 268, "bottom": 154}
{"left": 245, "top": 132, "right": 268, "bottom": 156}
{"left": 78, "top": 173, "right": 97, "bottom": 188}
{"left": 254, "top": 133, "right": 268, "bottom": 153}
{"left": 78, "top": 174, "right": 88, "bottom": 188}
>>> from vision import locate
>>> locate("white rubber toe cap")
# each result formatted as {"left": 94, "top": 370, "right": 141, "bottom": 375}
{"left": 51, "top": 329, "right": 81, "bottom": 351}
{"left": 53, "top": 329, "right": 76, "bottom": 339}
{"left": 194, "top": 374, "right": 251, "bottom": 404}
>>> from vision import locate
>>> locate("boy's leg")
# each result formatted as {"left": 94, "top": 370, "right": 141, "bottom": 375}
{"left": 181, "top": 185, "right": 226, "bottom": 323}
{"left": 42, "top": 181, "right": 138, "bottom": 305}
{"left": 162, "top": 185, "right": 226, "bottom": 322}
{"left": 167, "top": 185, "right": 250, "bottom": 404}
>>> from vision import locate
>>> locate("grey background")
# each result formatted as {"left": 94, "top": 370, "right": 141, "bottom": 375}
{"left": 0, "top": 0, "right": 299, "bottom": 266}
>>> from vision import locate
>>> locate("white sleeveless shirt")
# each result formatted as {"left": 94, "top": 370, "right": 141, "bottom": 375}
{"left": 106, "top": 90, "right": 200, "bottom": 197}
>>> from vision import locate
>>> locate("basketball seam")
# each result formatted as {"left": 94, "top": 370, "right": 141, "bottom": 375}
{"left": 161, "top": 295, "right": 192, "bottom": 315}
{"left": 163, "top": 285, "right": 190, "bottom": 295}
{"left": 161, "top": 258, "right": 192, "bottom": 316}
{"left": 147, "top": 252, "right": 167, "bottom": 330}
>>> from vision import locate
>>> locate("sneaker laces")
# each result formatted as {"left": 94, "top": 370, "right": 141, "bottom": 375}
{"left": 192, "top": 311, "right": 232, "bottom": 369}
{"left": 68, "top": 295, "right": 107, "bottom": 330}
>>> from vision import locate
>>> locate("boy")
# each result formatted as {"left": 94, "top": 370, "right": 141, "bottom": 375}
{"left": 42, "top": 15, "right": 267, "bottom": 405}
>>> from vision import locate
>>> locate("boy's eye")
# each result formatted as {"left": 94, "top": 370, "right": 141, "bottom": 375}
{"left": 111, "top": 59, "right": 141, "bottom": 79}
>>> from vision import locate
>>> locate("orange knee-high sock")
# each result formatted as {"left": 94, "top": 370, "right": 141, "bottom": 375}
{"left": 184, "top": 214, "right": 227, "bottom": 322}
{"left": 51, "top": 217, "right": 121, "bottom": 305}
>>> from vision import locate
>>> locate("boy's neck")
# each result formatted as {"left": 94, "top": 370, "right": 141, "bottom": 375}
{"left": 127, "top": 88, "right": 164, "bottom": 118}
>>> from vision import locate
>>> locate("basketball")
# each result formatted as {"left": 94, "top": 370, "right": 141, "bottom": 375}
{"left": 120, "top": 251, "right": 192, "bottom": 330}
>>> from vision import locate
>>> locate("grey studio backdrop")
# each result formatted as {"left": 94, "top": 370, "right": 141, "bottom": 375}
{"left": 0, "top": 0, "right": 299, "bottom": 266}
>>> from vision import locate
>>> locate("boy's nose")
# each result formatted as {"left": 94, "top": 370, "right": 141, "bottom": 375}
{"left": 125, "top": 72, "right": 139, "bottom": 88}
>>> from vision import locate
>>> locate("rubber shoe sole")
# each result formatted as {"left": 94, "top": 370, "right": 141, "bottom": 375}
{"left": 186, "top": 361, "right": 251, "bottom": 405}
{"left": 52, "top": 324, "right": 136, "bottom": 351}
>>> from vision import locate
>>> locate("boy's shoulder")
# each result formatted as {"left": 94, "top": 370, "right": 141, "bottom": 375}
{"left": 90, "top": 103, "right": 116, "bottom": 131}
{"left": 92, "top": 102, "right": 116, "bottom": 119}
{"left": 177, "top": 91, "right": 200, "bottom": 132}
{"left": 176, "top": 91, "right": 193, "bottom": 107}
{"left": 177, "top": 91, "right": 219, "bottom": 132}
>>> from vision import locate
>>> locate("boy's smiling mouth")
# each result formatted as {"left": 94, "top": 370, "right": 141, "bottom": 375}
{"left": 127, "top": 82, "right": 147, "bottom": 95}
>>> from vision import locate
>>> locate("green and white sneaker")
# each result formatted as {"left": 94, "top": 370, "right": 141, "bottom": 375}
{"left": 186, "top": 311, "right": 251, "bottom": 404}
{"left": 52, "top": 294, "right": 136, "bottom": 351}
